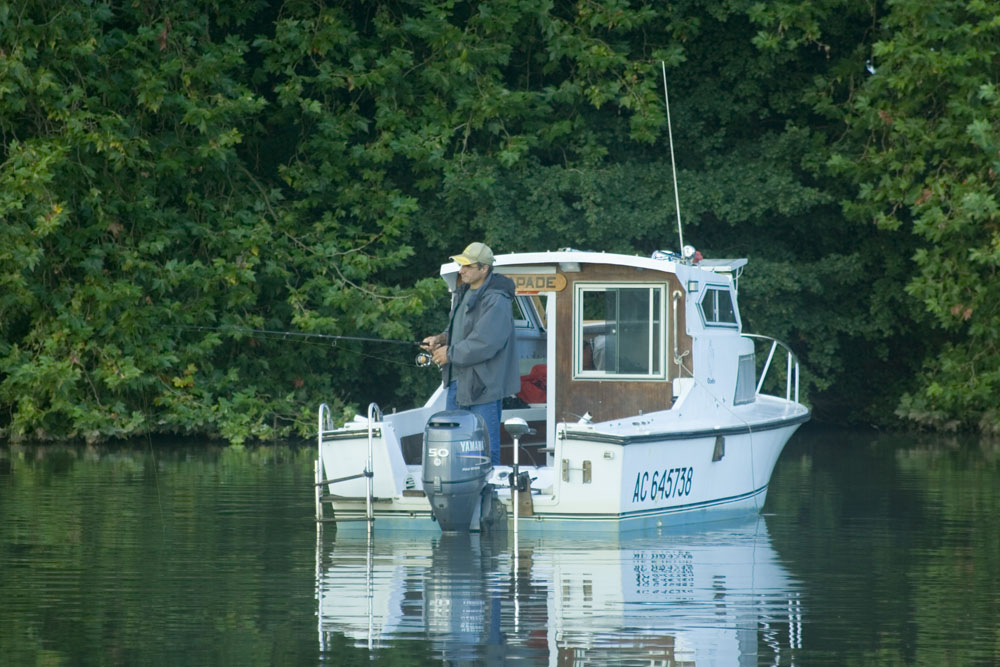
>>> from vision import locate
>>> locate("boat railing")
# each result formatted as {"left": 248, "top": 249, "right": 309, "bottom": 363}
{"left": 314, "top": 402, "right": 381, "bottom": 528}
{"left": 742, "top": 334, "right": 801, "bottom": 404}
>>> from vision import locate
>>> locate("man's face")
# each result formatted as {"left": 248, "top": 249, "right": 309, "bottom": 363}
{"left": 458, "top": 262, "right": 489, "bottom": 288}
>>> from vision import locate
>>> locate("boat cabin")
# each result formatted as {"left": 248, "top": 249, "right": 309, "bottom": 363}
{"left": 435, "top": 250, "right": 749, "bottom": 464}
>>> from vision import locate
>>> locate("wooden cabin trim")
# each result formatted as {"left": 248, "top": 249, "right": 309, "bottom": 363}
{"left": 554, "top": 263, "right": 691, "bottom": 424}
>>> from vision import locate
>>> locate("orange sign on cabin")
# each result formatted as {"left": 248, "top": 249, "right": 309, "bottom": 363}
{"left": 511, "top": 273, "right": 567, "bottom": 294}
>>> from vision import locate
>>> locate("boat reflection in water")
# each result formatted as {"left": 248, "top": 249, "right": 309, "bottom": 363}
{"left": 316, "top": 517, "right": 802, "bottom": 665}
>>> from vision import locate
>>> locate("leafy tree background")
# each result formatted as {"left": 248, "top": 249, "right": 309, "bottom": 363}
{"left": 1, "top": 0, "right": 997, "bottom": 443}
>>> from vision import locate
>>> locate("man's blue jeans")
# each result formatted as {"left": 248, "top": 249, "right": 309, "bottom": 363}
{"left": 446, "top": 381, "right": 501, "bottom": 466}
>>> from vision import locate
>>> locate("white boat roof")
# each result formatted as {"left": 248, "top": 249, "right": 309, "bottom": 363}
{"left": 439, "top": 249, "right": 747, "bottom": 279}
{"left": 693, "top": 258, "right": 749, "bottom": 273}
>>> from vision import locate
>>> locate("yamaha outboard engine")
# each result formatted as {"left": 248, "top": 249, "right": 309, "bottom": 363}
{"left": 422, "top": 410, "right": 492, "bottom": 532}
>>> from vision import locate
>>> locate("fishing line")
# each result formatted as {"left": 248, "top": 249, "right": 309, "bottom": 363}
{"left": 180, "top": 325, "right": 421, "bottom": 346}
{"left": 258, "top": 338, "right": 424, "bottom": 368}
{"left": 178, "top": 325, "right": 435, "bottom": 366}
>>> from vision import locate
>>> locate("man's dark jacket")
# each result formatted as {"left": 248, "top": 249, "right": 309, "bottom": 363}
{"left": 439, "top": 271, "right": 521, "bottom": 406}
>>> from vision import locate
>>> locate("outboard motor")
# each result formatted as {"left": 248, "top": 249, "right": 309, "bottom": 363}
{"left": 422, "top": 410, "right": 492, "bottom": 532}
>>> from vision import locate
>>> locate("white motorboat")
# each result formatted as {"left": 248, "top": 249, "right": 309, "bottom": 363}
{"left": 314, "top": 249, "right": 809, "bottom": 532}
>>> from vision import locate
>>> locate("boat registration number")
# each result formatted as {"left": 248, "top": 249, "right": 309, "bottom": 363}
{"left": 631, "top": 467, "right": 694, "bottom": 503}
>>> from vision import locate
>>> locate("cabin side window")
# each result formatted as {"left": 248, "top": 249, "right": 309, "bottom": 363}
{"left": 734, "top": 353, "right": 757, "bottom": 405}
{"left": 699, "top": 286, "right": 738, "bottom": 327}
{"left": 574, "top": 283, "right": 665, "bottom": 380}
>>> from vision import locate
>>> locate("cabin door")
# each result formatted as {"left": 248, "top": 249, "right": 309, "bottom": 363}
{"left": 504, "top": 290, "right": 551, "bottom": 458}
{"left": 552, "top": 264, "right": 687, "bottom": 424}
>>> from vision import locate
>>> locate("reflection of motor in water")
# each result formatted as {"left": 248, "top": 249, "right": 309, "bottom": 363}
{"left": 424, "top": 533, "right": 507, "bottom": 663}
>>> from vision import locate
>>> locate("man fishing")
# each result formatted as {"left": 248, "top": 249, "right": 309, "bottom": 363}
{"left": 421, "top": 242, "right": 520, "bottom": 466}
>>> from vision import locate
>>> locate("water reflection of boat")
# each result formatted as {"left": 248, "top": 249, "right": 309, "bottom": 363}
{"left": 316, "top": 517, "right": 802, "bottom": 664}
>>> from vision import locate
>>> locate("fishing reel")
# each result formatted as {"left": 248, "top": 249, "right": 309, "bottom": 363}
{"left": 415, "top": 351, "right": 435, "bottom": 367}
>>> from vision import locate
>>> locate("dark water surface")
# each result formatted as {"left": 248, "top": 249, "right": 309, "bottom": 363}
{"left": 1, "top": 426, "right": 997, "bottom": 666}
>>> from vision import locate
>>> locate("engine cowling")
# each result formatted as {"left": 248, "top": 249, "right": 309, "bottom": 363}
{"left": 422, "top": 410, "right": 492, "bottom": 532}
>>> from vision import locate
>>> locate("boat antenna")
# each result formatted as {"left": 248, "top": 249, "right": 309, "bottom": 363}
{"left": 661, "top": 61, "right": 685, "bottom": 255}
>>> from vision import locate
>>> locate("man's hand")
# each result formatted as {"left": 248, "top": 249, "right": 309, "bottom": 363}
{"left": 421, "top": 334, "right": 448, "bottom": 366}
{"left": 420, "top": 334, "right": 445, "bottom": 351}
{"left": 431, "top": 345, "right": 449, "bottom": 366}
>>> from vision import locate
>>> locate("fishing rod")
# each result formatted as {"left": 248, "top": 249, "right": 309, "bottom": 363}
{"left": 179, "top": 325, "right": 435, "bottom": 367}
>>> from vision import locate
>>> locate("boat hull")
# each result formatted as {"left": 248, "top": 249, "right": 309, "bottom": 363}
{"left": 321, "top": 416, "right": 805, "bottom": 534}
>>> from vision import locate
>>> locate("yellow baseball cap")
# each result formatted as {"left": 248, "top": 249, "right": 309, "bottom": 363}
{"left": 451, "top": 242, "right": 494, "bottom": 266}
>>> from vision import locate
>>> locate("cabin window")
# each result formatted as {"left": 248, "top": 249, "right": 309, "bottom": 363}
{"left": 574, "top": 283, "right": 665, "bottom": 379}
{"left": 512, "top": 297, "right": 532, "bottom": 329}
{"left": 700, "top": 286, "right": 738, "bottom": 327}
{"left": 513, "top": 294, "right": 548, "bottom": 332}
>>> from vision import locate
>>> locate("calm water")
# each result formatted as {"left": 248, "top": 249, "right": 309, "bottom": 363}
{"left": 1, "top": 426, "right": 998, "bottom": 666}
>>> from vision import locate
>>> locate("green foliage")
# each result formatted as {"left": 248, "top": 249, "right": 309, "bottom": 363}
{"left": 0, "top": 0, "right": 403, "bottom": 443}
{"left": 750, "top": 0, "right": 1000, "bottom": 430}
{"left": 2, "top": 0, "right": 998, "bottom": 440}
{"left": 823, "top": 0, "right": 999, "bottom": 431}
